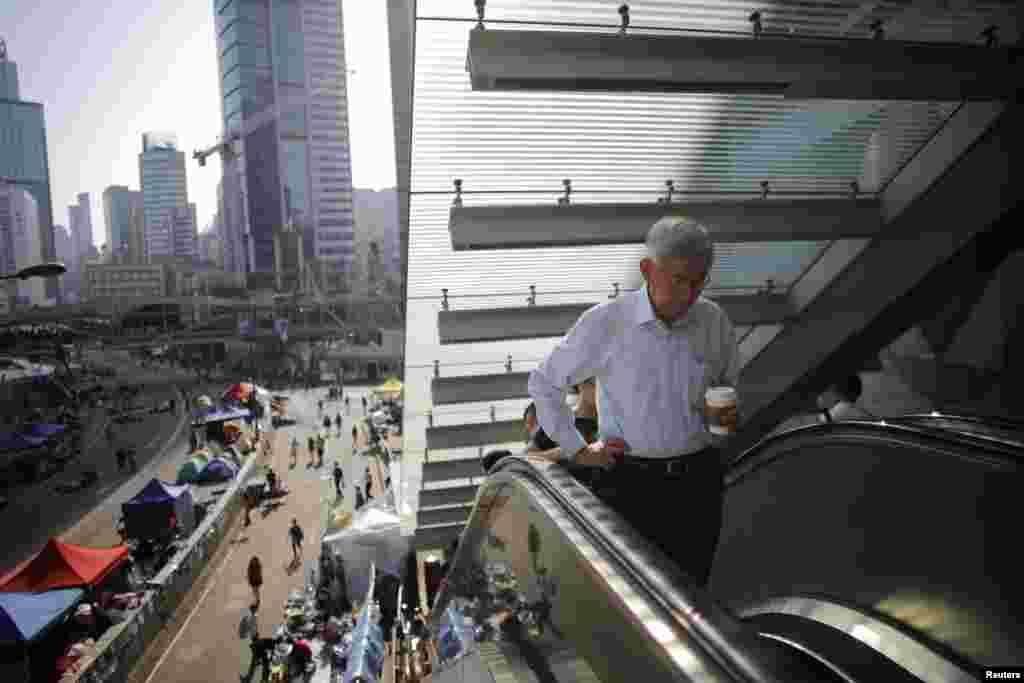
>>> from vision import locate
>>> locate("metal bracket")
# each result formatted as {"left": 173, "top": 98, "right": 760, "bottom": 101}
{"left": 557, "top": 179, "right": 572, "bottom": 206}
{"left": 527, "top": 285, "right": 536, "bottom": 306}
{"left": 434, "top": 360, "right": 440, "bottom": 378}
{"left": 474, "top": 0, "right": 486, "bottom": 30}
{"left": 761, "top": 278, "right": 776, "bottom": 294}
{"left": 609, "top": 282, "right": 621, "bottom": 299}
{"left": 849, "top": 180, "right": 859, "bottom": 200}
{"left": 870, "top": 19, "right": 884, "bottom": 40}
{"left": 749, "top": 11, "right": 763, "bottom": 38}
{"left": 490, "top": 406, "right": 496, "bottom": 422}
{"left": 618, "top": 4, "right": 630, "bottom": 36}
{"left": 981, "top": 25, "right": 999, "bottom": 48}
{"left": 427, "top": 411, "right": 433, "bottom": 427}
{"left": 761, "top": 180, "right": 770, "bottom": 200}
{"left": 452, "top": 179, "right": 463, "bottom": 207}
{"left": 506, "top": 354, "right": 513, "bottom": 372}
{"left": 441, "top": 288, "right": 449, "bottom": 311}
{"left": 659, "top": 179, "right": 675, "bottom": 205}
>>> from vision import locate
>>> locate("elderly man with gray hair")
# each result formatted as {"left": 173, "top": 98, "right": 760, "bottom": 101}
{"left": 527, "top": 216, "right": 740, "bottom": 587}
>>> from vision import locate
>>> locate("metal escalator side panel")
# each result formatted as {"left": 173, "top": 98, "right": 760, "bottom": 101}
{"left": 712, "top": 424, "right": 1024, "bottom": 667}
{"left": 429, "top": 456, "right": 818, "bottom": 683}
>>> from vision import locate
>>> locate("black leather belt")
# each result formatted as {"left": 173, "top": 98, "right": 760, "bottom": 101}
{"left": 617, "top": 448, "right": 715, "bottom": 475}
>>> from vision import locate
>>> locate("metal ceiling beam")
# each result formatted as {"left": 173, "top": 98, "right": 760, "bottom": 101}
{"left": 730, "top": 102, "right": 1018, "bottom": 455}
{"left": 467, "top": 29, "right": 1022, "bottom": 101}
{"left": 439, "top": 295, "right": 794, "bottom": 344}
{"left": 423, "top": 456, "right": 489, "bottom": 483}
{"left": 432, "top": 372, "right": 530, "bottom": 405}
{"left": 448, "top": 200, "right": 883, "bottom": 251}
{"left": 415, "top": 524, "right": 465, "bottom": 551}
{"left": 418, "top": 505, "right": 474, "bottom": 528}
{"left": 420, "top": 484, "right": 479, "bottom": 508}
{"left": 426, "top": 419, "right": 523, "bottom": 451}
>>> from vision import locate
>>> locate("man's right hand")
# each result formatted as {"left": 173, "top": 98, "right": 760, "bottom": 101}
{"left": 572, "top": 437, "right": 627, "bottom": 470}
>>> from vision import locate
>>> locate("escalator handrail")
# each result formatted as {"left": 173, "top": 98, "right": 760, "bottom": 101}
{"left": 433, "top": 454, "right": 815, "bottom": 683}
{"left": 737, "top": 594, "right": 981, "bottom": 683}
{"left": 892, "top": 411, "right": 1024, "bottom": 430}
{"left": 728, "top": 420, "right": 1022, "bottom": 486}
{"left": 883, "top": 413, "right": 1024, "bottom": 448}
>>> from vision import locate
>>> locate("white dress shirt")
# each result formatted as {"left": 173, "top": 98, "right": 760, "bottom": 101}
{"left": 528, "top": 285, "right": 741, "bottom": 459}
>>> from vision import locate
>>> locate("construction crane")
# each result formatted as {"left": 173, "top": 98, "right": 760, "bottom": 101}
{"left": 193, "top": 132, "right": 240, "bottom": 167}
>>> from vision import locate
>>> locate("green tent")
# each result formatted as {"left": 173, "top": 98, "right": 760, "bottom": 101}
{"left": 176, "top": 454, "right": 209, "bottom": 485}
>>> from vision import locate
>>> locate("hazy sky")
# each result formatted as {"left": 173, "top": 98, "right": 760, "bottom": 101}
{"left": 1, "top": 1, "right": 396, "bottom": 248}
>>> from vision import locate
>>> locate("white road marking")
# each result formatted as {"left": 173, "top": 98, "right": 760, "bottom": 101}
{"left": 143, "top": 534, "right": 240, "bottom": 683}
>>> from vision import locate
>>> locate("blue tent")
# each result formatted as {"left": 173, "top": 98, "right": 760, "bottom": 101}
{"left": 22, "top": 424, "right": 66, "bottom": 439}
{"left": 0, "top": 588, "right": 83, "bottom": 644}
{"left": 0, "top": 433, "right": 46, "bottom": 452}
{"left": 197, "top": 457, "right": 238, "bottom": 483}
{"left": 191, "top": 406, "right": 251, "bottom": 426}
{"left": 122, "top": 479, "right": 195, "bottom": 540}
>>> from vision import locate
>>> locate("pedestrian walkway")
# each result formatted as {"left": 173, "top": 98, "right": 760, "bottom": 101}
{"left": 131, "top": 388, "right": 386, "bottom": 683}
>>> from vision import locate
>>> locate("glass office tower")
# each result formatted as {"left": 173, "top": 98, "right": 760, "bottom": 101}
{"left": 0, "top": 42, "right": 58, "bottom": 299}
{"left": 214, "top": 0, "right": 355, "bottom": 289}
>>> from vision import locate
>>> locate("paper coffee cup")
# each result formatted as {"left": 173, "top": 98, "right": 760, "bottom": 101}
{"left": 705, "top": 386, "right": 738, "bottom": 435}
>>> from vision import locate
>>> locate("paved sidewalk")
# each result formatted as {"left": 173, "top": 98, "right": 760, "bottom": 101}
{"left": 133, "top": 387, "right": 384, "bottom": 683}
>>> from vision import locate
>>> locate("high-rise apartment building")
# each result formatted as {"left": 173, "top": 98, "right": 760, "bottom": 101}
{"left": 52, "top": 223, "right": 74, "bottom": 300}
{"left": 213, "top": 0, "right": 356, "bottom": 289}
{"left": 139, "top": 132, "right": 189, "bottom": 262}
{"left": 126, "top": 193, "right": 146, "bottom": 264}
{"left": 0, "top": 40, "right": 59, "bottom": 299}
{"left": 168, "top": 203, "right": 199, "bottom": 261}
{"left": 102, "top": 185, "right": 137, "bottom": 262}
{"left": 67, "top": 193, "right": 94, "bottom": 296}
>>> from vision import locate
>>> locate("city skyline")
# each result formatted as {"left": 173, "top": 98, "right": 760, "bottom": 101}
{"left": 0, "top": 0, "right": 396, "bottom": 253}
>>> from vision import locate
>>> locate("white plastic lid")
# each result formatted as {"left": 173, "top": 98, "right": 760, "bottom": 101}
{"left": 705, "top": 386, "right": 738, "bottom": 405}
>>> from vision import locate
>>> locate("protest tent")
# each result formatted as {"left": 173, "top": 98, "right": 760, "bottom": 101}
{"left": 372, "top": 377, "right": 403, "bottom": 401}
{"left": 22, "top": 424, "right": 66, "bottom": 439}
{"left": 0, "top": 433, "right": 47, "bottom": 452}
{"left": 0, "top": 539, "right": 129, "bottom": 593}
{"left": 176, "top": 453, "right": 210, "bottom": 485}
{"left": 121, "top": 479, "right": 195, "bottom": 540}
{"left": 197, "top": 457, "right": 237, "bottom": 483}
{"left": 222, "top": 383, "right": 270, "bottom": 404}
{"left": 0, "top": 588, "right": 84, "bottom": 644}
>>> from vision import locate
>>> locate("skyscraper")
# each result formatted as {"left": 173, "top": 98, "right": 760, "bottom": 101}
{"left": 0, "top": 183, "right": 47, "bottom": 305}
{"left": 102, "top": 185, "right": 136, "bottom": 261}
{"left": 70, "top": 192, "right": 94, "bottom": 262}
{"left": 139, "top": 132, "right": 189, "bottom": 262}
{"left": 213, "top": 0, "right": 355, "bottom": 290}
{"left": 68, "top": 193, "right": 94, "bottom": 296}
{"left": 0, "top": 39, "right": 59, "bottom": 299}
{"left": 53, "top": 223, "right": 74, "bottom": 300}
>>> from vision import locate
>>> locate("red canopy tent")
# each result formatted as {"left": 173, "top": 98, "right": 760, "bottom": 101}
{"left": 0, "top": 539, "right": 129, "bottom": 593}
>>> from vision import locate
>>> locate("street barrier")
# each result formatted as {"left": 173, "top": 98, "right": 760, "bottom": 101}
{"left": 66, "top": 440, "right": 262, "bottom": 683}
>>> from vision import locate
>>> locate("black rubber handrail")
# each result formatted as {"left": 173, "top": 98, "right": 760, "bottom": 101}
{"left": 746, "top": 613, "right": 924, "bottom": 683}
{"left": 883, "top": 413, "right": 1024, "bottom": 448}
{"left": 728, "top": 420, "right": 1022, "bottom": 486}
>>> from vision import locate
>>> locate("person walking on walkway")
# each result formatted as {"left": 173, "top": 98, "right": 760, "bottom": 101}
{"left": 333, "top": 461, "right": 345, "bottom": 499}
{"left": 290, "top": 437, "right": 299, "bottom": 469}
{"left": 361, "top": 396, "right": 367, "bottom": 414}
{"left": 351, "top": 424, "right": 358, "bottom": 451}
{"left": 239, "top": 603, "right": 260, "bottom": 682}
{"left": 307, "top": 435, "right": 316, "bottom": 468}
{"left": 247, "top": 556, "right": 263, "bottom": 604}
{"left": 316, "top": 432, "right": 326, "bottom": 468}
{"left": 289, "top": 519, "right": 305, "bottom": 562}
{"left": 345, "top": 395, "right": 350, "bottom": 414}
{"left": 335, "top": 412, "right": 342, "bottom": 437}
